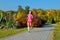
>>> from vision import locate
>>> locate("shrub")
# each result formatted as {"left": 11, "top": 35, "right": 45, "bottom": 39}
{"left": 15, "top": 14, "right": 46, "bottom": 27}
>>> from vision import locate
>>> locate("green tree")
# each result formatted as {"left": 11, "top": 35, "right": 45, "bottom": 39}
{"left": 4, "top": 10, "right": 15, "bottom": 28}
{"left": 0, "top": 10, "right": 5, "bottom": 24}
{"left": 25, "top": 6, "right": 30, "bottom": 14}
{"left": 0, "top": 10, "right": 3, "bottom": 22}
{"left": 46, "top": 9, "right": 57, "bottom": 24}
{"left": 18, "top": 6, "right": 24, "bottom": 14}
{"left": 56, "top": 10, "right": 60, "bottom": 22}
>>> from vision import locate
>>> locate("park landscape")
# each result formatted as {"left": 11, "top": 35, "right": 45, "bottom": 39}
{"left": 0, "top": 5, "right": 60, "bottom": 40}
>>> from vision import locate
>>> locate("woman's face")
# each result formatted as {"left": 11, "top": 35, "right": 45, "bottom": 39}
{"left": 29, "top": 11, "right": 31, "bottom": 14}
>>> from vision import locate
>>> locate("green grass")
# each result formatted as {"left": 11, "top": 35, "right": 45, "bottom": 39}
{"left": 53, "top": 24, "right": 60, "bottom": 40}
{"left": 0, "top": 27, "right": 27, "bottom": 38}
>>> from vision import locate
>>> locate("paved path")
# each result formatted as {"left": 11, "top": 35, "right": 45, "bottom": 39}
{"left": 0, "top": 24, "right": 55, "bottom": 40}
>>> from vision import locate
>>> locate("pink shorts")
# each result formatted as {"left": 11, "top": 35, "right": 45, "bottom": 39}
{"left": 27, "top": 21, "right": 32, "bottom": 24}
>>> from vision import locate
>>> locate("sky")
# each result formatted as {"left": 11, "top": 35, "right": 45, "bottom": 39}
{"left": 0, "top": 0, "right": 60, "bottom": 11}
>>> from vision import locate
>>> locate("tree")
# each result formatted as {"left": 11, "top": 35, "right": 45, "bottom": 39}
{"left": 0, "top": 10, "right": 3, "bottom": 22}
{"left": 18, "top": 6, "right": 24, "bottom": 13}
{"left": 4, "top": 10, "right": 15, "bottom": 28}
{"left": 56, "top": 9, "right": 60, "bottom": 22}
{"left": 16, "top": 6, "right": 24, "bottom": 19}
{"left": 31, "top": 8, "right": 38, "bottom": 16}
{"left": 25, "top": 6, "right": 30, "bottom": 14}
{"left": 37, "top": 9, "right": 45, "bottom": 17}
{"left": 0, "top": 10, "right": 5, "bottom": 24}
{"left": 45, "top": 9, "right": 57, "bottom": 24}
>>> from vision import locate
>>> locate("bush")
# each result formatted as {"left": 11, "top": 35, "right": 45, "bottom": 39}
{"left": 15, "top": 14, "right": 46, "bottom": 27}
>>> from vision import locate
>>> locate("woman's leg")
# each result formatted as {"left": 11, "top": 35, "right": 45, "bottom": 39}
{"left": 30, "top": 21, "right": 33, "bottom": 29}
{"left": 27, "top": 22, "right": 30, "bottom": 32}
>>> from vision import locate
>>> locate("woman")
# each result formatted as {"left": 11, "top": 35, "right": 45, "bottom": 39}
{"left": 27, "top": 11, "right": 33, "bottom": 32}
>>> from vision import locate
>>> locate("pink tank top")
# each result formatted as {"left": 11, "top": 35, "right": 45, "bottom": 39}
{"left": 27, "top": 13, "right": 33, "bottom": 21}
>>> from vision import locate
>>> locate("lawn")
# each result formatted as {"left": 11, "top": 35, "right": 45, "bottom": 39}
{"left": 0, "top": 27, "right": 27, "bottom": 38}
{"left": 53, "top": 24, "right": 60, "bottom": 40}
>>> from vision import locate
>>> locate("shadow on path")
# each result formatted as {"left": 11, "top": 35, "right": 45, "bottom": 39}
{"left": 42, "top": 24, "right": 56, "bottom": 28}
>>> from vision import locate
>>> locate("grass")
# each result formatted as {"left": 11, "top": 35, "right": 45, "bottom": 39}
{"left": 53, "top": 24, "right": 60, "bottom": 40}
{"left": 0, "top": 27, "right": 27, "bottom": 38}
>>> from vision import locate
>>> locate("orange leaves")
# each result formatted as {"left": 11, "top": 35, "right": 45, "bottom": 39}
{"left": 13, "top": 12, "right": 22, "bottom": 21}
{"left": 16, "top": 13, "right": 21, "bottom": 19}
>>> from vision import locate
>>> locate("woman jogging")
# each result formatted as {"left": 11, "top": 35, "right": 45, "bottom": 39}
{"left": 27, "top": 11, "right": 33, "bottom": 32}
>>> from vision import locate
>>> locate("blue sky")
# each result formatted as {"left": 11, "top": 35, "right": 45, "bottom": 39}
{"left": 0, "top": 0, "right": 60, "bottom": 11}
